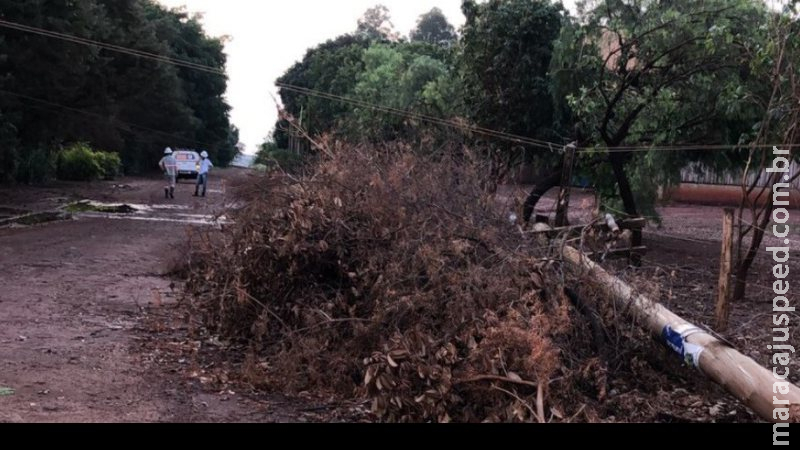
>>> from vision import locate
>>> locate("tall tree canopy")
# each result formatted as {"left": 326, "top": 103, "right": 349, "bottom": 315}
{"left": 347, "top": 42, "right": 462, "bottom": 142}
{"left": 276, "top": 6, "right": 461, "bottom": 147}
{"left": 356, "top": 4, "right": 400, "bottom": 42}
{"left": 276, "top": 34, "right": 372, "bottom": 139}
{"left": 0, "top": 0, "right": 238, "bottom": 181}
{"left": 410, "top": 7, "right": 457, "bottom": 46}
{"left": 556, "top": 0, "right": 771, "bottom": 219}
{"left": 460, "top": 0, "right": 567, "bottom": 186}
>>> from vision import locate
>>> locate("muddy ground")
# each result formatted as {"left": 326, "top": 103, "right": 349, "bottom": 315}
{"left": 0, "top": 170, "right": 365, "bottom": 423}
{"left": 1, "top": 175, "right": 797, "bottom": 423}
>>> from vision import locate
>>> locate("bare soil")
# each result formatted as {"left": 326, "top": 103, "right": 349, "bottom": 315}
{"left": 0, "top": 170, "right": 362, "bottom": 423}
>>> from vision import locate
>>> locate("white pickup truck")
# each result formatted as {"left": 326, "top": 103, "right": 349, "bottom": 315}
{"left": 173, "top": 150, "right": 201, "bottom": 180}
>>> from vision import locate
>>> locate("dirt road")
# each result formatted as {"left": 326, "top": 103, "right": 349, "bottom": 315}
{"left": 0, "top": 170, "right": 345, "bottom": 423}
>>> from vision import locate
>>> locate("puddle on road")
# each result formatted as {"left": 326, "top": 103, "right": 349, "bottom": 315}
{"left": 14, "top": 211, "right": 71, "bottom": 225}
{"left": 64, "top": 200, "right": 231, "bottom": 227}
{"left": 129, "top": 204, "right": 192, "bottom": 212}
{"left": 0, "top": 206, "right": 29, "bottom": 219}
{"left": 2, "top": 200, "right": 233, "bottom": 229}
{"left": 0, "top": 211, "right": 72, "bottom": 227}
{"left": 77, "top": 212, "right": 231, "bottom": 226}
{"left": 65, "top": 201, "right": 138, "bottom": 214}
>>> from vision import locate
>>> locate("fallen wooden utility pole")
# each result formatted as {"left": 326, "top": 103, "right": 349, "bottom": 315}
{"left": 534, "top": 223, "right": 800, "bottom": 423}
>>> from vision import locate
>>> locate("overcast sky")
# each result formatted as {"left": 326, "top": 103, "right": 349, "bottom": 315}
{"left": 158, "top": 0, "right": 578, "bottom": 154}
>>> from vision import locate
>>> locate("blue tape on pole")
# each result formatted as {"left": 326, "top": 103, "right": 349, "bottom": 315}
{"left": 662, "top": 326, "right": 704, "bottom": 369}
{"left": 662, "top": 326, "right": 684, "bottom": 356}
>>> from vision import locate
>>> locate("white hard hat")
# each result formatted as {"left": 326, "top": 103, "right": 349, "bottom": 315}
{"left": 164, "top": 147, "right": 173, "bottom": 155}
{"left": 201, "top": 151, "right": 209, "bottom": 158}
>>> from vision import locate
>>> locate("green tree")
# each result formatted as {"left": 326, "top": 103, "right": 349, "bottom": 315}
{"left": 277, "top": 34, "right": 371, "bottom": 137}
{"left": 558, "top": 0, "right": 769, "bottom": 250}
{"left": 460, "top": 0, "right": 566, "bottom": 214}
{"left": 461, "top": 0, "right": 564, "bottom": 142}
{"left": 727, "top": 7, "right": 800, "bottom": 311}
{"left": 146, "top": 4, "right": 238, "bottom": 166}
{"left": 348, "top": 43, "right": 462, "bottom": 143}
{"left": 95, "top": 0, "right": 199, "bottom": 172}
{"left": 0, "top": 0, "right": 107, "bottom": 148}
{"left": 356, "top": 5, "right": 400, "bottom": 42}
{"left": 410, "top": 8, "right": 457, "bottom": 46}
{"left": 0, "top": 0, "right": 239, "bottom": 180}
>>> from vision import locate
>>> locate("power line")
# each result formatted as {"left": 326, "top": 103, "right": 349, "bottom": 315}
{"left": 0, "top": 19, "right": 225, "bottom": 76}
{"left": 275, "top": 83, "right": 800, "bottom": 155}
{"left": 591, "top": 143, "right": 800, "bottom": 153}
{"left": 0, "top": 89, "right": 215, "bottom": 148}
{"left": 276, "top": 83, "right": 565, "bottom": 150}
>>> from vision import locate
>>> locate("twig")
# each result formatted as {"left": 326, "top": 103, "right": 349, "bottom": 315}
{"left": 293, "top": 318, "right": 373, "bottom": 335}
{"left": 568, "top": 404, "right": 587, "bottom": 423}
{"left": 236, "top": 287, "right": 293, "bottom": 335}
{"left": 490, "top": 385, "right": 541, "bottom": 423}
{"left": 536, "top": 383, "right": 546, "bottom": 425}
{"left": 456, "top": 374, "right": 539, "bottom": 389}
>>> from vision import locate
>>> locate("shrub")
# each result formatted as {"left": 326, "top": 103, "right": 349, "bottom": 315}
{"left": 255, "top": 141, "right": 304, "bottom": 173}
{"left": 94, "top": 151, "right": 122, "bottom": 180}
{"left": 56, "top": 143, "right": 122, "bottom": 181}
{"left": 265, "top": 148, "right": 303, "bottom": 172}
{"left": 57, "top": 143, "right": 103, "bottom": 181}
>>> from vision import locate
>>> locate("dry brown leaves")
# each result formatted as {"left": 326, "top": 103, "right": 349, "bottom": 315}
{"left": 182, "top": 143, "right": 668, "bottom": 422}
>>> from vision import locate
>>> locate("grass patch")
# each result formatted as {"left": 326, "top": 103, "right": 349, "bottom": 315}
{"left": 65, "top": 201, "right": 137, "bottom": 214}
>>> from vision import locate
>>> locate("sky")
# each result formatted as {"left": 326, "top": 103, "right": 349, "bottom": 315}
{"left": 158, "top": 0, "right": 578, "bottom": 154}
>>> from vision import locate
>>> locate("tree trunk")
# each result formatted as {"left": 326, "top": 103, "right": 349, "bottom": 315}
{"left": 609, "top": 151, "right": 642, "bottom": 265}
{"left": 523, "top": 168, "right": 563, "bottom": 224}
{"left": 517, "top": 148, "right": 537, "bottom": 184}
{"left": 732, "top": 225, "right": 768, "bottom": 304}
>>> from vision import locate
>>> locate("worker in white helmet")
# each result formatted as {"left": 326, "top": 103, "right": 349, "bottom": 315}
{"left": 159, "top": 147, "right": 177, "bottom": 200}
{"left": 194, "top": 150, "right": 214, "bottom": 197}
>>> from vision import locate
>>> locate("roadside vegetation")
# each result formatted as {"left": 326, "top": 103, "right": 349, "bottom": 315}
{"left": 0, "top": 0, "right": 239, "bottom": 183}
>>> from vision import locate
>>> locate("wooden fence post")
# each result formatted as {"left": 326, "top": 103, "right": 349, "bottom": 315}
{"left": 715, "top": 208, "right": 735, "bottom": 332}
{"left": 555, "top": 143, "right": 577, "bottom": 228}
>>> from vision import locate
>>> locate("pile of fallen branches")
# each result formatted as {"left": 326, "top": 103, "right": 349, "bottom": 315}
{"left": 183, "top": 143, "right": 687, "bottom": 422}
